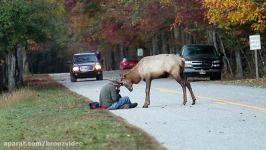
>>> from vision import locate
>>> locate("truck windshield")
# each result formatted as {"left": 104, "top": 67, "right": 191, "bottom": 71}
{"left": 182, "top": 46, "right": 219, "bottom": 57}
{"left": 73, "top": 54, "right": 97, "bottom": 64}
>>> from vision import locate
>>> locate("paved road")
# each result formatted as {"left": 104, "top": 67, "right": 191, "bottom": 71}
{"left": 51, "top": 71, "right": 266, "bottom": 150}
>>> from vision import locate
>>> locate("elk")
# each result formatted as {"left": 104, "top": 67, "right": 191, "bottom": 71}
{"left": 120, "top": 54, "right": 196, "bottom": 108}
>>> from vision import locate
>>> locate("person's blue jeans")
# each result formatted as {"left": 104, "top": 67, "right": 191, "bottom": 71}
{"left": 108, "top": 96, "right": 131, "bottom": 110}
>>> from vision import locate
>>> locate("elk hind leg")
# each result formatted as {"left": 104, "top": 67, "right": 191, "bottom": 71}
{"left": 176, "top": 80, "right": 187, "bottom": 105}
{"left": 183, "top": 79, "right": 196, "bottom": 105}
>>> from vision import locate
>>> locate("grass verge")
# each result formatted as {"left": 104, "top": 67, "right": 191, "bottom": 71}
{"left": 0, "top": 75, "right": 164, "bottom": 150}
{"left": 210, "top": 76, "right": 266, "bottom": 88}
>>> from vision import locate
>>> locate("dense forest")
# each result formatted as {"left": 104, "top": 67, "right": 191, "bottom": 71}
{"left": 0, "top": 0, "right": 265, "bottom": 92}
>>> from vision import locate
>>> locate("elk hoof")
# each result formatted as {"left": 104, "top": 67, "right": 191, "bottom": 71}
{"left": 192, "top": 100, "right": 196, "bottom": 105}
{"left": 143, "top": 105, "right": 148, "bottom": 108}
{"left": 183, "top": 101, "right": 187, "bottom": 105}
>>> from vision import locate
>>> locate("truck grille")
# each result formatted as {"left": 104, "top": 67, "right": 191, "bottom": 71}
{"left": 80, "top": 65, "right": 93, "bottom": 72}
{"left": 191, "top": 61, "right": 212, "bottom": 70}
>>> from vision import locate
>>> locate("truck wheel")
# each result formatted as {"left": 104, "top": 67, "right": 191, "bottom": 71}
{"left": 70, "top": 75, "right": 77, "bottom": 82}
{"left": 96, "top": 74, "right": 103, "bottom": 80}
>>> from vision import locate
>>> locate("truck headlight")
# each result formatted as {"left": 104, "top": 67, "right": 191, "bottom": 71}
{"left": 212, "top": 60, "right": 220, "bottom": 63}
{"left": 185, "top": 61, "right": 192, "bottom": 67}
{"left": 212, "top": 60, "right": 221, "bottom": 67}
{"left": 73, "top": 66, "right": 79, "bottom": 72}
{"left": 95, "top": 63, "right": 102, "bottom": 70}
{"left": 212, "top": 64, "right": 220, "bottom": 67}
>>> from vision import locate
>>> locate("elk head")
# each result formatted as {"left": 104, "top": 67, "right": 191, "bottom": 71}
{"left": 120, "top": 74, "right": 133, "bottom": 92}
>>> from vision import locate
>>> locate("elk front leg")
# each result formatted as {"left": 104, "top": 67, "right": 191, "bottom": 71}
{"left": 143, "top": 78, "right": 151, "bottom": 108}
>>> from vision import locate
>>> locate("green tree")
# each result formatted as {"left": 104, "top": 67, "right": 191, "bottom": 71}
{"left": 0, "top": 0, "right": 67, "bottom": 91}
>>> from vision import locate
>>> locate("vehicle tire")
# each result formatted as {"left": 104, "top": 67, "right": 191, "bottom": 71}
{"left": 70, "top": 75, "right": 77, "bottom": 82}
{"left": 96, "top": 74, "right": 103, "bottom": 80}
{"left": 210, "top": 73, "right": 221, "bottom": 80}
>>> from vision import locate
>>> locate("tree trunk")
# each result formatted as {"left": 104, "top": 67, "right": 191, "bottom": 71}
{"left": 240, "top": 49, "right": 253, "bottom": 76}
{"left": 16, "top": 44, "right": 24, "bottom": 88}
{"left": 207, "top": 30, "right": 213, "bottom": 45}
{"left": 259, "top": 50, "right": 266, "bottom": 74}
{"left": 161, "top": 30, "right": 168, "bottom": 54}
{"left": 235, "top": 49, "right": 243, "bottom": 78}
{"left": 180, "top": 26, "right": 185, "bottom": 44}
{"left": 152, "top": 34, "right": 159, "bottom": 55}
{"left": 169, "top": 29, "right": 176, "bottom": 54}
{"left": 111, "top": 50, "right": 116, "bottom": 70}
{"left": 5, "top": 53, "right": 16, "bottom": 92}
{"left": 208, "top": 30, "right": 233, "bottom": 76}
{"left": 0, "top": 64, "right": 3, "bottom": 93}
{"left": 174, "top": 26, "right": 179, "bottom": 40}
{"left": 217, "top": 33, "right": 233, "bottom": 75}
{"left": 185, "top": 31, "right": 192, "bottom": 44}
{"left": 147, "top": 44, "right": 153, "bottom": 56}
{"left": 22, "top": 49, "right": 29, "bottom": 74}
{"left": 173, "top": 26, "right": 183, "bottom": 52}
{"left": 103, "top": 49, "right": 112, "bottom": 71}
{"left": 212, "top": 30, "right": 218, "bottom": 50}
{"left": 119, "top": 43, "right": 124, "bottom": 59}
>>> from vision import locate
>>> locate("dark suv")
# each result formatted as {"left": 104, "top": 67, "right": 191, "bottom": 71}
{"left": 179, "top": 44, "right": 223, "bottom": 80}
{"left": 70, "top": 53, "right": 103, "bottom": 82}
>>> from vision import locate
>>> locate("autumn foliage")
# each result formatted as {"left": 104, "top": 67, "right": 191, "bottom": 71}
{"left": 59, "top": 0, "right": 266, "bottom": 76}
{"left": 204, "top": 0, "right": 266, "bottom": 32}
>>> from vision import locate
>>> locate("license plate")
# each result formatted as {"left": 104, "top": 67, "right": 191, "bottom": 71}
{"left": 199, "top": 69, "right": 206, "bottom": 74}
{"left": 80, "top": 66, "right": 92, "bottom": 72}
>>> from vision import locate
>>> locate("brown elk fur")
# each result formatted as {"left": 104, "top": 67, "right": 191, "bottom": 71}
{"left": 121, "top": 54, "right": 196, "bottom": 108}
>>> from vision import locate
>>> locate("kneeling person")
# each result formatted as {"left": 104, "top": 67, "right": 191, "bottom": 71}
{"left": 99, "top": 80, "right": 137, "bottom": 110}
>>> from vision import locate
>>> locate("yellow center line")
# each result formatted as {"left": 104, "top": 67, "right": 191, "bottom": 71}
{"left": 136, "top": 85, "right": 266, "bottom": 113}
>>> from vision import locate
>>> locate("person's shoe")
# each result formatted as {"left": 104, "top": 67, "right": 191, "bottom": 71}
{"left": 120, "top": 104, "right": 130, "bottom": 109}
{"left": 129, "top": 103, "right": 138, "bottom": 108}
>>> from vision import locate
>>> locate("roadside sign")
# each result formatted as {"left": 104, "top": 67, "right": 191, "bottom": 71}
{"left": 249, "top": 35, "right": 261, "bottom": 50}
{"left": 249, "top": 34, "right": 261, "bottom": 80}
{"left": 137, "top": 48, "right": 143, "bottom": 57}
